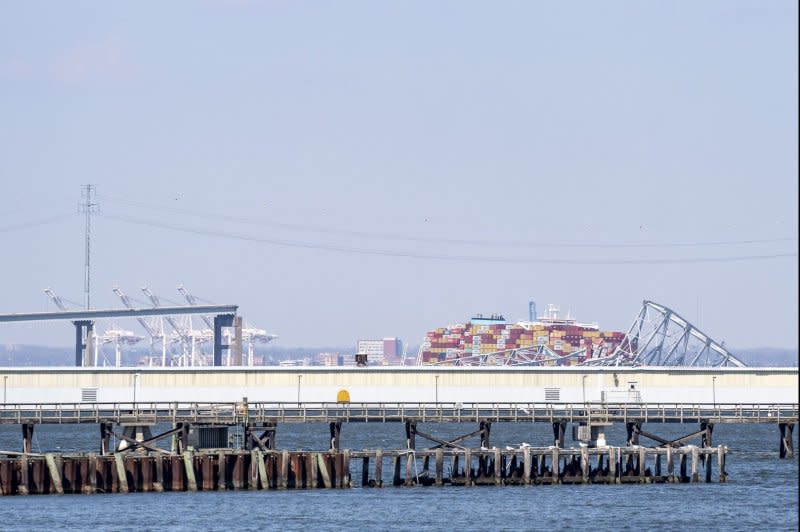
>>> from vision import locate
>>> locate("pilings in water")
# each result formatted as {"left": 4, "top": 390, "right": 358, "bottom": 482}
{"left": 0, "top": 445, "right": 727, "bottom": 496}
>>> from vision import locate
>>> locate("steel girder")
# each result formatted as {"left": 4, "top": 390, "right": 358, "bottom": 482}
{"left": 582, "top": 300, "right": 746, "bottom": 368}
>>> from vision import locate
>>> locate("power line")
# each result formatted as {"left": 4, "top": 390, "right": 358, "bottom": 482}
{"left": 101, "top": 212, "right": 799, "bottom": 265}
{"left": 0, "top": 213, "right": 75, "bottom": 233}
{"left": 97, "top": 193, "right": 797, "bottom": 250}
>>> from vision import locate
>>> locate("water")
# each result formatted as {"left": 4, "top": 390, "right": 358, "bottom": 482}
{"left": 1, "top": 423, "right": 797, "bottom": 531}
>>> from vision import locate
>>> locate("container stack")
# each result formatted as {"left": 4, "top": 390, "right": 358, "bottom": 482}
{"left": 419, "top": 309, "right": 625, "bottom": 366}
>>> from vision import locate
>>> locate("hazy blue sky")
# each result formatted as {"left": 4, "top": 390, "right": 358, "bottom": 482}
{"left": 1, "top": 1, "right": 797, "bottom": 351}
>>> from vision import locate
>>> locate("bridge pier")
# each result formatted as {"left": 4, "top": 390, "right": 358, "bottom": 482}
{"left": 73, "top": 320, "right": 94, "bottom": 367}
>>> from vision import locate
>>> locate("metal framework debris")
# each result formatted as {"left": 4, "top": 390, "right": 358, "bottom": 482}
{"left": 582, "top": 300, "right": 746, "bottom": 367}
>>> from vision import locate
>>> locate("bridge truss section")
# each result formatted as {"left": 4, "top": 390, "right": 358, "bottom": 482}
{"left": 581, "top": 300, "right": 746, "bottom": 368}
{"left": 421, "top": 345, "right": 587, "bottom": 367}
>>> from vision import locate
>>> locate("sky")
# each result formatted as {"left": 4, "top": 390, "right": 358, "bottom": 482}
{"left": 0, "top": 1, "right": 797, "bottom": 351}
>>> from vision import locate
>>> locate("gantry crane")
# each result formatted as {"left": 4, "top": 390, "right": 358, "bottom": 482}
{"left": 112, "top": 287, "right": 171, "bottom": 366}
{"left": 142, "top": 286, "right": 212, "bottom": 366}
{"left": 177, "top": 284, "right": 277, "bottom": 366}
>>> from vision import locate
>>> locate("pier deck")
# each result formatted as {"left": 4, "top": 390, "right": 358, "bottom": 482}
{"left": 1, "top": 401, "right": 797, "bottom": 426}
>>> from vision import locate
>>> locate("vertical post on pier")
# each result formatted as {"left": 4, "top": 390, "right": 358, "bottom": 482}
{"left": 218, "top": 452, "right": 227, "bottom": 491}
{"left": 279, "top": 450, "right": 289, "bottom": 489}
{"left": 392, "top": 454, "right": 402, "bottom": 486}
{"left": 480, "top": 420, "right": 492, "bottom": 448}
{"left": 361, "top": 455, "right": 370, "bottom": 487}
{"left": 690, "top": 446, "right": 699, "bottom": 482}
{"left": 329, "top": 421, "right": 342, "bottom": 451}
{"left": 666, "top": 446, "right": 675, "bottom": 483}
{"left": 581, "top": 446, "right": 590, "bottom": 484}
{"left": 18, "top": 454, "right": 30, "bottom": 495}
{"left": 626, "top": 421, "right": 641, "bottom": 446}
{"left": 404, "top": 451, "right": 414, "bottom": 486}
{"left": 552, "top": 420, "right": 566, "bottom": 448}
{"left": 701, "top": 420, "right": 714, "bottom": 469}
{"left": 464, "top": 448, "right": 472, "bottom": 487}
{"left": 100, "top": 422, "right": 113, "bottom": 455}
{"left": 374, "top": 450, "right": 383, "bottom": 487}
{"left": 779, "top": 423, "right": 794, "bottom": 459}
{"left": 405, "top": 421, "right": 416, "bottom": 450}
{"left": 435, "top": 448, "right": 443, "bottom": 486}
{"left": 717, "top": 446, "right": 727, "bottom": 483}
{"left": 21, "top": 423, "right": 34, "bottom": 455}
{"left": 551, "top": 446, "right": 560, "bottom": 484}
{"left": 493, "top": 447, "right": 502, "bottom": 486}
{"left": 522, "top": 447, "right": 531, "bottom": 485}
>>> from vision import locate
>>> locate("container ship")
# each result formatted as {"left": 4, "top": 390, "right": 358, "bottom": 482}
{"left": 417, "top": 304, "right": 627, "bottom": 366}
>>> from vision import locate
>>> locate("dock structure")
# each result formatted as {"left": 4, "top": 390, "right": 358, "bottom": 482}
{"left": 0, "top": 445, "right": 730, "bottom": 495}
{"left": 0, "top": 399, "right": 795, "bottom": 495}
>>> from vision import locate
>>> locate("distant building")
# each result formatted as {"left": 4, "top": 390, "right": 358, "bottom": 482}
{"left": 317, "top": 352, "right": 343, "bottom": 366}
{"left": 356, "top": 338, "right": 403, "bottom": 365}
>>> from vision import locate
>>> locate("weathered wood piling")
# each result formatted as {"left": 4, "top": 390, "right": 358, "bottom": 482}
{"left": 0, "top": 445, "right": 727, "bottom": 496}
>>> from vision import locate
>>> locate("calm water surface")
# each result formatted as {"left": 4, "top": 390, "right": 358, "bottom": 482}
{"left": 1, "top": 422, "right": 796, "bottom": 531}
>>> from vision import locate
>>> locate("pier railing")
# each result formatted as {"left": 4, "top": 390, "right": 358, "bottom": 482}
{"left": 0, "top": 402, "right": 797, "bottom": 425}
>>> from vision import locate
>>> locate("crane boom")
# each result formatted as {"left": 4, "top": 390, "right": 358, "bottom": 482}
{"left": 43, "top": 288, "right": 68, "bottom": 311}
{"left": 112, "top": 287, "right": 160, "bottom": 338}
{"left": 177, "top": 284, "right": 214, "bottom": 329}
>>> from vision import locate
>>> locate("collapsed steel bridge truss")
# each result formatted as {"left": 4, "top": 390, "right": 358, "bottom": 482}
{"left": 418, "top": 300, "right": 745, "bottom": 368}
{"left": 581, "top": 300, "right": 746, "bottom": 368}
{"left": 422, "top": 344, "right": 587, "bottom": 367}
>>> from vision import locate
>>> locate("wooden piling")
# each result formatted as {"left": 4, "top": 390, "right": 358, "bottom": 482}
{"left": 392, "top": 454, "right": 402, "bottom": 486}
{"left": 522, "top": 447, "right": 531, "bottom": 485}
{"left": 581, "top": 446, "right": 589, "bottom": 483}
{"left": 690, "top": 446, "right": 699, "bottom": 483}
{"left": 341, "top": 450, "right": 350, "bottom": 488}
{"left": 169, "top": 455, "right": 182, "bottom": 491}
{"left": 717, "top": 446, "right": 727, "bottom": 483}
{"left": 494, "top": 448, "right": 502, "bottom": 486}
{"left": 18, "top": 454, "right": 29, "bottom": 495}
{"left": 113, "top": 453, "right": 128, "bottom": 494}
{"left": 464, "top": 449, "right": 472, "bottom": 487}
{"left": 256, "top": 451, "right": 268, "bottom": 490}
{"left": 638, "top": 447, "right": 646, "bottom": 483}
{"left": 318, "top": 453, "right": 332, "bottom": 489}
{"left": 217, "top": 452, "right": 227, "bottom": 491}
{"left": 183, "top": 451, "right": 197, "bottom": 491}
{"left": 666, "top": 446, "right": 675, "bottom": 483}
{"left": 374, "top": 449, "right": 383, "bottom": 487}
{"left": 153, "top": 453, "right": 164, "bottom": 492}
{"left": 361, "top": 455, "right": 370, "bottom": 487}
{"left": 404, "top": 452, "right": 414, "bottom": 486}
{"left": 550, "top": 447, "right": 560, "bottom": 484}
{"left": 435, "top": 448, "right": 444, "bottom": 487}
{"left": 306, "top": 452, "right": 316, "bottom": 489}
{"left": 278, "top": 450, "right": 289, "bottom": 490}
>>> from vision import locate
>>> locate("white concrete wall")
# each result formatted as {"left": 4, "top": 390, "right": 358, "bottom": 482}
{"left": 1, "top": 366, "right": 797, "bottom": 405}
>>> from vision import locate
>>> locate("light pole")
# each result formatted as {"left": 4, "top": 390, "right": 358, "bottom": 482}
{"left": 297, "top": 375, "right": 302, "bottom": 404}
{"left": 133, "top": 372, "right": 140, "bottom": 406}
{"left": 582, "top": 375, "right": 588, "bottom": 404}
{"left": 435, "top": 375, "right": 439, "bottom": 404}
{"left": 3, "top": 375, "right": 7, "bottom": 404}
{"left": 712, "top": 375, "right": 717, "bottom": 408}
